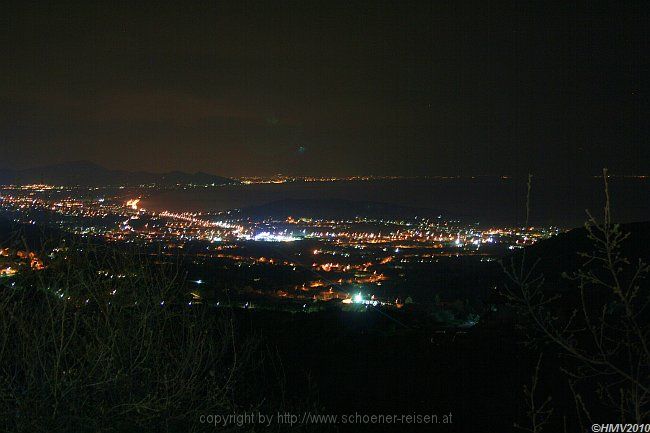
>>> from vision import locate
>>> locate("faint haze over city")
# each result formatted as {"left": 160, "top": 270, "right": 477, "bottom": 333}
{"left": 1, "top": 1, "right": 648, "bottom": 177}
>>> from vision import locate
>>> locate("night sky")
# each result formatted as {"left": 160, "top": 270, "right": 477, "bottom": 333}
{"left": 2, "top": 1, "right": 648, "bottom": 177}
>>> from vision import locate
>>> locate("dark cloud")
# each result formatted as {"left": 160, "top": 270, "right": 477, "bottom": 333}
{"left": 1, "top": 1, "right": 648, "bottom": 176}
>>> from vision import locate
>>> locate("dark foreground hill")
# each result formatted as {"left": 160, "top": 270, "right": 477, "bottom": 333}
{"left": 506, "top": 220, "right": 650, "bottom": 291}
{"left": 0, "top": 160, "right": 238, "bottom": 187}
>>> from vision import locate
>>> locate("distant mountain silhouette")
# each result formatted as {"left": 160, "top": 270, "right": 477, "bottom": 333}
{"left": 0, "top": 161, "right": 238, "bottom": 186}
{"left": 238, "top": 198, "right": 444, "bottom": 220}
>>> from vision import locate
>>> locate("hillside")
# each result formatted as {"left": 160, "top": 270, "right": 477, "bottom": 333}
{"left": 0, "top": 161, "right": 238, "bottom": 187}
{"left": 512, "top": 220, "right": 650, "bottom": 290}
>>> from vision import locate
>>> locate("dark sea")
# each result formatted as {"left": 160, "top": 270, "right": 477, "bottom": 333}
{"left": 141, "top": 176, "right": 650, "bottom": 228}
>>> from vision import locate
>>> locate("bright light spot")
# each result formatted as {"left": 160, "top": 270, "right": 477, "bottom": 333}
{"left": 126, "top": 198, "right": 140, "bottom": 210}
{"left": 253, "top": 232, "right": 298, "bottom": 242}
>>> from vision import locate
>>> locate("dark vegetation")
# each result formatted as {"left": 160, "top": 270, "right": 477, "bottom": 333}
{"left": 0, "top": 241, "right": 323, "bottom": 432}
{"left": 0, "top": 196, "right": 648, "bottom": 431}
{"left": 501, "top": 174, "right": 650, "bottom": 431}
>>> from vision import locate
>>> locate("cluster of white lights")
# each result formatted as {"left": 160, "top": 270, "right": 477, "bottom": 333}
{"left": 352, "top": 293, "right": 379, "bottom": 306}
{"left": 252, "top": 232, "right": 299, "bottom": 242}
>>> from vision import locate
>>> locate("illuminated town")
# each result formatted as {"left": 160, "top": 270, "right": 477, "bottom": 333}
{"left": 0, "top": 182, "right": 559, "bottom": 310}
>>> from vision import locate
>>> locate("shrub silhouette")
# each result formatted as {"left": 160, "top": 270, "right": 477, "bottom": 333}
{"left": 0, "top": 238, "right": 293, "bottom": 432}
{"left": 504, "top": 170, "right": 650, "bottom": 431}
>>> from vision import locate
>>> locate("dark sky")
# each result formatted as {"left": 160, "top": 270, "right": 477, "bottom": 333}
{"left": 1, "top": 1, "right": 648, "bottom": 177}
